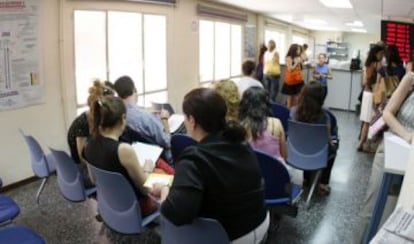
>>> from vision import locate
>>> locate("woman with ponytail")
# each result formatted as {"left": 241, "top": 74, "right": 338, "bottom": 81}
{"left": 153, "top": 88, "right": 268, "bottom": 243}
{"left": 84, "top": 96, "right": 158, "bottom": 216}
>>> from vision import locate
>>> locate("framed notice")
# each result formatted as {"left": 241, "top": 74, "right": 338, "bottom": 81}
{"left": 0, "top": 0, "right": 43, "bottom": 111}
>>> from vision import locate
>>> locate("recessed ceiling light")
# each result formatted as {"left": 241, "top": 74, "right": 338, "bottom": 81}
{"left": 345, "top": 21, "right": 363, "bottom": 27}
{"left": 351, "top": 28, "right": 367, "bottom": 33}
{"left": 319, "top": 0, "right": 353, "bottom": 8}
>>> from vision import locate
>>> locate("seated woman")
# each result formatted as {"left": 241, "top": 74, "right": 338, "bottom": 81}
{"left": 352, "top": 72, "right": 414, "bottom": 243}
{"left": 84, "top": 96, "right": 158, "bottom": 216}
{"left": 238, "top": 87, "right": 302, "bottom": 185}
{"left": 67, "top": 80, "right": 115, "bottom": 187}
{"left": 213, "top": 79, "right": 240, "bottom": 121}
{"left": 290, "top": 81, "right": 337, "bottom": 194}
{"left": 153, "top": 88, "right": 269, "bottom": 243}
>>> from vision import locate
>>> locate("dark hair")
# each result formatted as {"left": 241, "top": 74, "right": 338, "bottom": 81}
{"left": 238, "top": 87, "right": 272, "bottom": 140}
{"left": 259, "top": 43, "right": 268, "bottom": 55}
{"left": 114, "top": 76, "right": 136, "bottom": 99}
{"left": 286, "top": 44, "right": 300, "bottom": 59}
{"left": 295, "top": 81, "right": 325, "bottom": 123}
{"left": 183, "top": 88, "right": 246, "bottom": 143}
{"left": 385, "top": 45, "right": 403, "bottom": 72}
{"left": 91, "top": 96, "right": 126, "bottom": 136}
{"left": 303, "top": 43, "right": 308, "bottom": 50}
{"left": 104, "top": 81, "right": 115, "bottom": 93}
{"left": 242, "top": 60, "right": 256, "bottom": 76}
{"left": 365, "top": 45, "right": 385, "bottom": 67}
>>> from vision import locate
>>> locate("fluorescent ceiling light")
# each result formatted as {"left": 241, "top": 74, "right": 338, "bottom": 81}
{"left": 304, "top": 18, "right": 327, "bottom": 25}
{"left": 345, "top": 20, "right": 363, "bottom": 27}
{"left": 306, "top": 25, "right": 339, "bottom": 31}
{"left": 319, "top": 0, "right": 353, "bottom": 8}
{"left": 351, "top": 28, "right": 367, "bottom": 33}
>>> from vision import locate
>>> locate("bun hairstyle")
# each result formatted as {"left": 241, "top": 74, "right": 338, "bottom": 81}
{"left": 91, "top": 96, "right": 126, "bottom": 136}
{"left": 86, "top": 80, "right": 115, "bottom": 134}
{"left": 183, "top": 88, "right": 246, "bottom": 143}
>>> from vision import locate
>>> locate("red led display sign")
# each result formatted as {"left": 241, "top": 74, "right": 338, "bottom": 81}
{"left": 381, "top": 20, "right": 414, "bottom": 62}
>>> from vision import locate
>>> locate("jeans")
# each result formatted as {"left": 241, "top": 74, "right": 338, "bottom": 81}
{"left": 263, "top": 74, "right": 280, "bottom": 102}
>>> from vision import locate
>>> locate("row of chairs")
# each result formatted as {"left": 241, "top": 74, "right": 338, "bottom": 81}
{"left": 0, "top": 177, "right": 45, "bottom": 243}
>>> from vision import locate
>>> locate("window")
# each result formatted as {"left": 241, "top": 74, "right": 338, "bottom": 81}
{"left": 265, "top": 29, "right": 286, "bottom": 64}
{"left": 74, "top": 10, "right": 167, "bottom": 109}
{"left": 199, "top": 20, "right": 242, "bottom": 84}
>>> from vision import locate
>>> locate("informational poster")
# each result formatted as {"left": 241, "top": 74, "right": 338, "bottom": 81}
{"left": 244, "top": 25, "right": 256, "bottom": 59}
{"left": 0, "top": 0, "right": 43, "bottom": 111}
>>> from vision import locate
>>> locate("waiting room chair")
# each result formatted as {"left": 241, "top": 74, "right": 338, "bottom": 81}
{"left": 0, "top": 177, "right": 20, "bottom": 226}
{"left": 151, "top": 102, "right": 175, "bottom": 115}
{"left": 161, "top": 216, "right": 229, "bottom": 244}
{"left": 49, "top": 148, "right": 96, "bottom": 202}
{"left": 170, "top": 134, "right": 197, "bottom": 163}
{"left": 88, "top": 164, "right": 159, "bottom": 234}
{"left": 286, "top": 120, "right": 329, "bottom": 209}
{"left": 270, "top": 102, "right": 290, "bottom": 134}
{"left": 0, "top": 225, "right": 45, "bottom": 244}
{"left": 254, "top": 150, "right": 302, "bottom": 209}
{"left": 19, "top": 129, "right": 56, "bottom": 204}
{"left": 325, "top": 109, "right": 340, "bottom": 147}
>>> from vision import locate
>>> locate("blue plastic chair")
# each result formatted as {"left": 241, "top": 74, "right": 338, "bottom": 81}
{"left": 0, "top": 225, "right": 45, "bottom": 244}
{"left": 170, "top": 134, "right": 197, "bottom": 163}
{"left": 325, "top": 109, "right": 340, "bottom": 147}
{"left": 0, "top": 194, "right": 20, "bottom": 226}
{"left": 254, "top": 150, "right": 301, "bottom": 207}
{"left": 161, "top": 216, "right": 229, "bottom": 244}
{"left": 270, "top": 102, "right": 290, "bottom": 134}
{"left": 49, "top": 148, "right": 96, "bottom": 202}
{"left": 286, "top": 120, "right": 329, "bottom": 209}
{"left": 88, "top": 164, "right": 160, "bottom": 234}
{"left": 19, "top": 130, "right": 56, "bottom": 204}
{"left": 152, "top": 102, "right": 175, "bottom": 115}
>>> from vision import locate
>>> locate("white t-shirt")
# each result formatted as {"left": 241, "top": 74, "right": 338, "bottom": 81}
{"left": 237, "top": 77, "right": 264, "bottom": 97}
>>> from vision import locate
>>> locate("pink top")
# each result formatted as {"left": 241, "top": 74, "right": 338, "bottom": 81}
{"left": 249, "top": 129, "right": 285, "bottom": 164}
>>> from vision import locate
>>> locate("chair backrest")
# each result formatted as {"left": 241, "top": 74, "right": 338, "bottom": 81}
{"left": 49, "top": 148, "right": 86, "bottom": 202}
{"left": 254, "top": 150, "right": 291, "bottom": 201}
{"left": 325, "top": 110, "right": 339, "bottom": 140}
{"left": 152, "top": 102, "right": 175, "bottom": 115}
{"left": 19, "top": 130, "right": 51, "bottom": 178}
{"left": 0, "top": 177, "right": 2, "bottom": 188}
{"left": 170, "top": 134, "right": 197, "bottom": 162}
{"left": 161, "top": 216, "right": 229, "bottom": 244}
{"left": 88, "top": 164, "right": 143, "bottom": 234}
{"left": 270, "top": 102, "right": 290, "bottom": 134}
{"left": 286, "top": 120, "right": 329, "bottom": 170}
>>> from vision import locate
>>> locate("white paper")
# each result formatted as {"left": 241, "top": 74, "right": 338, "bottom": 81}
{"left": 370, "top": 228, "right": 413, "bottom": 244}
{"left": 0, "top": 0, "right": 43, "bottom": 111}
{"left": 383, "top": 207, "right": 414, "bottom": 241}
{"left": 131, "top": 142, "right": 163, "bottom": 171}
{"left": 143, "top": 173, "right": 173, "bottom": 188}
{"left": 384, "top": 132, "right": 411, "bottom": 173}
{"left": 169, "top": 114, "right": 184, "bottom": 133}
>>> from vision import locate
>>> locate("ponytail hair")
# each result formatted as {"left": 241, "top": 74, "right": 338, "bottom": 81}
{"left": 91, "top": 96, "right": 126, "bottom": 136}
{"left": 183, "top": 88, "right": 246, "bottom": 143}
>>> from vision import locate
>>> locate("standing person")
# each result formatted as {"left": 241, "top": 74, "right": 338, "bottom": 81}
{"left": 282, "top": 44, "right": 304, "bottom": 108}
{"left": 67, "top": 80, "right": 115, "bottom": 187}
{"left": 263, "top": 40, "right": 281, "bottom": 102}
{"left": 357, "top": 45, "right": 385, "bottom": 151}
{"left": 352, "top": 72, "right": 414, "bottom": 244}
{"left": 153, "top": 88, "right": 269, "bottom": 243}
{"left": 301, "top": 43, "right": 309, "bottom": 64}
{"left": 84, "top": 96, "right": 159, "bottom": 216}
{"left": 255, "top": 43, "right": 267, "bottom": 82}
{"left": 312, "top": 53, "right": 333, "bottom": 100}
{"left": 237, "top": 60, "right": 264, "bottom": 97}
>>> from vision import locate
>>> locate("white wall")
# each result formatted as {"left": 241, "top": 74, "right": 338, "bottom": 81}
{"left": 0, "top": 0, "right": 66, "bottom": 186}
{"left": 342, "top": 32, "right": 380, "bottom": 60}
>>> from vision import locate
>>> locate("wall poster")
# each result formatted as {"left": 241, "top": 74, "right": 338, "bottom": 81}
{"left": 0, "top": 0, "right": 43, "bottom": 111}
{"left": 244, "top": 25, "right": 256, "bottom": 59}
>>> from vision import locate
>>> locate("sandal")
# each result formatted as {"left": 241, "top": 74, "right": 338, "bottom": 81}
{"left": 318, "top": 184, "right": 331, "bottom": 195}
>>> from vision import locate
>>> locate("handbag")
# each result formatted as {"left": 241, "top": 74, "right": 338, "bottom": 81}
{"left": 373, "top": 70, "right": 399, "bottom": 105}
{"left": 368, "top": 111, "right": 387, "bottom": 140}
{"left": 285, "top": 66, "right": 303, "bottom": 85}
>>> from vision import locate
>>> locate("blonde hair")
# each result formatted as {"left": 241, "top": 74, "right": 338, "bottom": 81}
{"left": 213, "top": 79, "right": 240, "bottom": 121}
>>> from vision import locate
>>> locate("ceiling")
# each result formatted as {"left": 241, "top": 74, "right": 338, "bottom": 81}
{"left": 213, "top": 0, "right": 414, "bottom": 33}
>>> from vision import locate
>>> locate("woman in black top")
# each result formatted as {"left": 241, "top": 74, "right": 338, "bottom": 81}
{"left": 153, "top": 88, "right": 268, "bottom": 242}
{"left": 84, "top": 96, "right": 157, "bottom": 216}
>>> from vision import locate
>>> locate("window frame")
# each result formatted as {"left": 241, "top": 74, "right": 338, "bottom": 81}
{"left": 73, "top": 9, "right": 168, "bottom": 109}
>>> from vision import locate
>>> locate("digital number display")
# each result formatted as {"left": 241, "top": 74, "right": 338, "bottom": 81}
{"left": 381, "top": 20, "right": 413, "bottom": 62}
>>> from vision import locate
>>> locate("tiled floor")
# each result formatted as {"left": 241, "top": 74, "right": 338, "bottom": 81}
{"left": 2, "top": 110, "right": 375, "bottom": 244}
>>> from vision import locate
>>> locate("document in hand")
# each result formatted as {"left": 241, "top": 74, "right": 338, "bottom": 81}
{"left": 384, "top": 132, "right": 411, "bottom": 172}
{"left": 169, "top": 114, "right": 185, "bottom": 133}
{"left": 131, "top": 142, "right": 163, "bottom": 171}
{"left": 144, "top": 173, "right": 174, "bottom": 188}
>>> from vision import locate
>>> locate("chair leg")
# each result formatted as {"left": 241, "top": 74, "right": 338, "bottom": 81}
{"left": 36, "top": 177, "right": 48, "bottom": 204}
{"left": 305, "top": 170, "right": 322, "bottom": 209}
